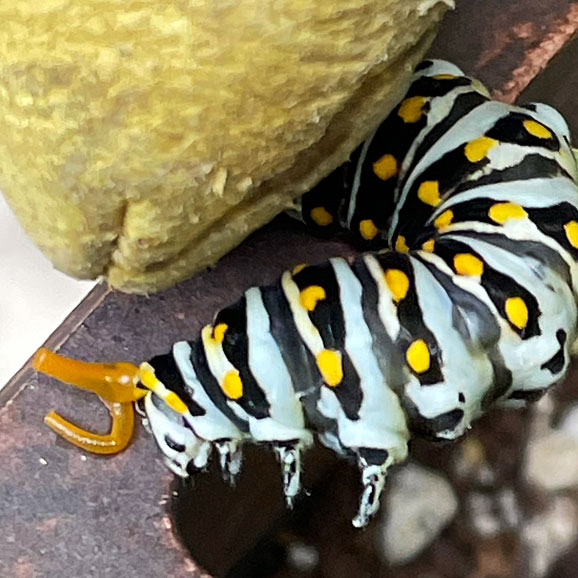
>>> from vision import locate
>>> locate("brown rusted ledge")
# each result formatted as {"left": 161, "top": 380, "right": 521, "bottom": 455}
{"left": 518, "top": 33, "right": 578, "bottom": 136}
{"left": 430, "top": 0, "right": 578, "bottom": 102}
{"left": 2, "top": 1, "right": 578, "bottom": 577}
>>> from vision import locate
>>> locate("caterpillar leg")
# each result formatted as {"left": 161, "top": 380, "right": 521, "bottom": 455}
{"left": 273, "top": 440, "right": 305, "bottom": 508}
{"left": 353, "top": 451, "right": 393, "bottom": 528}
{"left": 216, "top": 439, "right": 243, "bottom": 485}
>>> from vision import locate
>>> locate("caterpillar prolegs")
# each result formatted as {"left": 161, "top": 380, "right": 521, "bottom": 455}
{"left": 34, "top": 60, "right": 578, "bottom": 528}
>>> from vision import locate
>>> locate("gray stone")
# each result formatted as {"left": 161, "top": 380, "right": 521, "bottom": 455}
{"left": 524, "top": 431, "right": 578, "bottom": 491}
{"left": 286, "top": 542, "right": 319, "bottom": 572}
{"left": 466, "top": 487, "right": 521, "bottom": 537}
{"left": 375, "top": 463, "right": 459, "bottom": 566}
{"left": 559, "top": 403, "right": 578, "bottom": 441}
{"left": 522, "top": 497, "right": 578, "bottom": 578}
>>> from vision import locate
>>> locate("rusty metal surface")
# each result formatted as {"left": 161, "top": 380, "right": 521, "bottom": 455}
{"left": 519, "top": 33, "right": 578, "bottom": 138}
{"left": 2, "top": 1, "right": 578, "bottom": 577}
{"left": 430, "top": 0, "right": 578, "bottom": 102}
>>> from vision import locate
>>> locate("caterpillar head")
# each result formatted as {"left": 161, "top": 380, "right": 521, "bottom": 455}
{"left": 142, "top": 391, "right": 209, "bottom": 477}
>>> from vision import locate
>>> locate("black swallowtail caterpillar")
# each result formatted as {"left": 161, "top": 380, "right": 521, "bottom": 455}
{"left": 34, "top": 59, "right": 578, "bottom": 528}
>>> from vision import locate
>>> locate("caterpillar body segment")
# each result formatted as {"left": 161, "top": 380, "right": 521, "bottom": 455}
{"left": 34, "top": 60, "right": 578, "bottom": 527}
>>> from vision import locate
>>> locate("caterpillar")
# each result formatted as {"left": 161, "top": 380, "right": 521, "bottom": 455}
{"left": 34, "top": 60, "right": 578, "bottom": 528}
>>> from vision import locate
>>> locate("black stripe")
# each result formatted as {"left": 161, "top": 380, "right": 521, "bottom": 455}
{"left": 346, "top": 96, "right": 430, "bottom": 246}
{"left": 415, "top": 254, "right": 513, "bottom": 407}
{"left": 481, "top": 270, "right": 541, "bottom": 339}
{"left": 414, "top": 254, "right": 500, "bottom": 350}
{"left": 292, "top": 262, "right": 345, "bottom": 350}
{"left": 396, "top": 136, "right": 570, "bottom": 248}
{"left": 540, "top": 329, "right": 568, "bottom": 375}
{"left": 189, "top": 340, "right": 250, "bottom": 433}
{"left": 508, "top": 389, "right": 547, "bottom": 403}
{"left": 214, "top": 296, "right": 271, "bottom": 419}
{"left": 414, "top": 59, "right": 434, "bottom": 72}
{"left": 450, "top": 153, "right": 570, "bottom": 196}
{"left": 261, "top": 283, "right": 320, "bottom": 393}
{"left": 449, "top": 230, "right": 573, "bottom": 289}
{"left": 261, "top": 282, "right": 332, "bottom": 432}
{"left": 485, "top": 111, "right": 560, "bottom": 151}
{"left": 351, "top": 258, "right": 406, "bottom": 389}
{"left": 528, "top": 202, "right": 578, "bottom": 260}
{"left": 357, "top": 448, "right": 390, "bottom": 465}
{"left": 164, "top": 436, "right": 186, "bottom": 453}
{"left": 402, "top": 397, "right": 464, "bottom": 439}
{"left": 335, "top": 355, "right": 363, "bottom": 421}
{"left": 149, "top": 353, "right": 205, "bottom": 416}
{"left": 300, "top": 145, "right": 362, "bottom": 237}
{"left": 406, "top": 75, "right": 472, "bottom": 98}
{"left": 410, "top": 90, "right": 490, "bottom": 172}
{"left": 433, "top": 237, "right": 542, "bottom": 339}
{"left": 433, "top": 197, "right": 509, "bottom": 226}
{"left": 481, "top": 347, "right": 513, "bottom": 408}
{"left": 394, "top": 143, "right": 494, "bottom": 244}
{"left": 374, "top": 252, "right": 444, "bottom": 385}
{"left": 292, "top": 262, "right": 363, "bottom": 420}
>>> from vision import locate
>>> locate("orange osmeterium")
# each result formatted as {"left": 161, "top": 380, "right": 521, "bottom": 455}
{"left": 33, "top": 348, "right": 146, "bottom": 455}
{"left": 43, "top": 401, "right": 135, "bottom": 454}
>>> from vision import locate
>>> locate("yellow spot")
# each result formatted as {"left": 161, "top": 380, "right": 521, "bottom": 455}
{"left": 395, "top": 235, "right": 409, "bottom": 252}
{"left": 418, "top": 181, "right": 441, "bottom": 206}
{"left": 222, "top": 370, "right": 243, "bottom": 399}
{"left": 488, "top": 202, "right": 528, "bottom": 224}
{"left": 212, "top": 323, "right": 228, "bottom": 344}
{"left": 139, "top": 363, "right": 189, "bottom": 413}
{"left": 360, "top": 219, "right": 379, "bottom": 240}
{"left": 471, "top": 78, "right": 491, "bottom": 97}
{"left": 505, "top": 296, "right": 529, "bottom": 330}
{"left": 434, "top": 209, "right": 454, "bottom": 230}
{"left": 422, "top": 238, "right": 435, "bottom": 252}
{"left": 316, "top": 349, "right": 343, "bottom": 387}
{"left": 398, "top": 96, "right": 426, "bottom": 123}
{"left": 300, "top": 285, "right": 326, "bottom": 311}
{"left": 372, "top": 154, "right": 398, "bottom": 180}
{"left": 165, "top": 391, "right": 188, "bottom": 414}
{"left": 453, "top": 253, "right": 484, "bottom": 276}
{"left": 384, "top": 269, "right": 410, "bottom": 302}
{"left": 292, "top": 263, "right": 308, "bottom": 275}
{"left": 311, "top": 206, "right": 333, "bottom": 226}
{"left": 523, "top": 119, "right": 552, "bottom": 139}
{"left": 564, "top": 221, "right": 578, "bottom": 248}
{"left": 433, "top": 73, "right": 456, "bottom": 80}
{"left": 139, "top": 365, "right": 160, "bottom": 390}
{"left": 406, "top": 339, "right": 431, "bottom": 374}
{"left": 464, "top": 136, "right": 498, "bottom": 162}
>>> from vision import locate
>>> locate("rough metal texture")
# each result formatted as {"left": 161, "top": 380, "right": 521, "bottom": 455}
{"left": 520, "top": 33, "right": 578, "bottom": 137}
{"left": 430, "top": 0, "right": 578, "bottom": 102}
{"left": 2, "top": 0, "right": 578, "bottom": 576}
